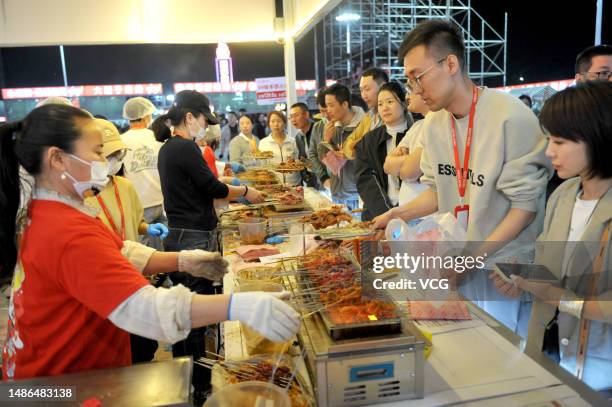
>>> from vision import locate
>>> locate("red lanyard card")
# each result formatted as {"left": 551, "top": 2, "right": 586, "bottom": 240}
{"left": 454, "top": 204, "right": 469, "bottom": 231}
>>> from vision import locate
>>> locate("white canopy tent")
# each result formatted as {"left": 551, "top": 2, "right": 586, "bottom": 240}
{"left": 0, "top": 0, "right": 341, "bottom": 121}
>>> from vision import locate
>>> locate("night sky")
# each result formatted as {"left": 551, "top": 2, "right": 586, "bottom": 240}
{"left": 0, "top": 1, "right": 609, "bottom": 89}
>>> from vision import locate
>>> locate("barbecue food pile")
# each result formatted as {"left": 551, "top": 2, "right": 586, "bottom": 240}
{"left": 277, "top": 186, "right": 304, "bottom": 206}
{"left": 274, "top": 159, "right": 306, "bottom": 172}
{"left": 300, "top": 205, "right": 353, "bottom": 229}
{"left": 300, "top": 252, "right": 399, "bottom": 325}
{"left": 260, "top": 185, "right": 304, "bottom": 206}
{"left": 237, "top": 169, "right": 278, "bottom": 184}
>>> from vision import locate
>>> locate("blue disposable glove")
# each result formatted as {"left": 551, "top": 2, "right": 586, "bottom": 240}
{"left": 230, "top": 162, "right": 246, "bottom": 173}
{"left": 266, "top": 235, "right": 286, "bottom": 244}
{"left": 236, "top": 197, "right": 251, "bottom": 205}
{"left": 147, "top": 223, "right": 169, "bottom": 240}
{"left": 230, "top": 177, "right": 241, "bottom": 186}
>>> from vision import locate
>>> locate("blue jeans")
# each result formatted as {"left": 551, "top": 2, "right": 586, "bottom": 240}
{"left": 164, "top": 227, "right": 219, "bottom": 252}
{"left": 164, "top": 227, "right": 221, "bottom": 395}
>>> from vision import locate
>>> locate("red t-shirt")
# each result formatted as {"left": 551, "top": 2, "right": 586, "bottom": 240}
{"left": 202, "top": 146, "right": 219, "bottom": 178}
{"left": 2, "top": 200, "right": 149, "bottom": 380}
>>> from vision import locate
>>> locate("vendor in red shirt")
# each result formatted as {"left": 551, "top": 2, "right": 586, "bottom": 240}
{"left": 196, "top": 121, "right": 245, "bottom": 184}
{"left": 197, "top": 123, "right": 221, "bottom": 177}
{"left": 0, "top": 104, "right": 300, "bottom": 381}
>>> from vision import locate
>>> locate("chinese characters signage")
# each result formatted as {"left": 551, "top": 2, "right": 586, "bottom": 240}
{"left": 1, "top": 83, "right": 163, "bottom": 100}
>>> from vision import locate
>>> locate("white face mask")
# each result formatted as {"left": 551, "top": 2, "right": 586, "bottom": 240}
{"left": 187, "top": 116, "right": 206, "bottom": 141}
{"left": 62, "top": 154, "right": 109, "bottom": 198}
{"left": 107, "top": 157, "right": 123, "bottom": 176}
{"left": 194, "top": 127, "right": 206, "bottom": 142}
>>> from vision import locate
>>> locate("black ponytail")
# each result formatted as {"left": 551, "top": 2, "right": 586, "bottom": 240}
{"left": 379, "top": 81, "right": 414, "bottom": 126}
{"left": 0, "top": 104, "right": 91, "bottom": 279}
{"left": 151, "top": 115, "right": 172, "bottom": 142}
{"left": 152, "top": 106, "right": 202, "bottom": 142}
{"left": 0, "top": 122, "right": 21, "bottom": 280}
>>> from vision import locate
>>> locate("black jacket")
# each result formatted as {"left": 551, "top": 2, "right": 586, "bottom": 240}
{"left": 354, "top": 126, "right": 407, "bottom": 221}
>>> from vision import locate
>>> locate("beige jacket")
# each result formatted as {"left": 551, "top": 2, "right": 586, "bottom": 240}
{"left": 342, "top": 113, "right": 373, "bottom": 160}
{"left": 528, "top": 178, "right": 612, "bottom": 356}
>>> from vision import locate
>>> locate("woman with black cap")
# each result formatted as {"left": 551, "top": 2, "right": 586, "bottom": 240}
{"left": 156, "top": 90, "right": 263, "bottom": 252}
{"left": 154, "top": 90, "right": 264, "bottom": 401}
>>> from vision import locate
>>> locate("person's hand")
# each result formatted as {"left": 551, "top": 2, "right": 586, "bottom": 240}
{"left": 371, "top": 210, "right": 394, "bottom": 230}
{"left": 323, "top": 122, "right": 335, "bottom": 143}
{"left": 490, "top": 273, "right": 521, "bottom": 298}
{"left": 178, "top": 250, "right": 229, "bottom": 281}
{"left": 323, "top": 179, "right": 331, "bottom": 190}
{"left": 229, "top": 291, "right": 301, "bottom": 343}
{"left": 231, "top": 162, "right": 246, "bottom": 173}
{"left": 389, "top": 146, "right": 409, "bottom": 157}
{"left": 511, "top": 276, "right": 564, "bottom": 305}
{"left": 245, "top": 187, "right": 264, "bottom": 203}
{"left": 147, "top": 223, "right": 169, "bottom": 240}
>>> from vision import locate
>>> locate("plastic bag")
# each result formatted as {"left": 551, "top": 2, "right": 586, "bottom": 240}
{"left": 406, "top": 212, "right": 467, "bottom": 242}
{"left": 319, "top": 143, "right": 347, "bottom": 176}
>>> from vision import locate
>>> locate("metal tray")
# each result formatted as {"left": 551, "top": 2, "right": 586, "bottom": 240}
{"left": 317, "top": 290, "right": 402, "bottom": 341}
{"left": 295, "top": 249, "right": 402, "bottom": 340}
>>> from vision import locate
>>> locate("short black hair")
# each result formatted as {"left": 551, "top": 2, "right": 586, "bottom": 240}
{"left": 227, "top": 111, "right": 238, "bottom": 119}
{"left": 239, "top": 114, "right": 253, "bottom": 123}
{"left": 575, "top": 44, "right": 612, "bottom": 74}
{"left": 518, "top": 94, "right": 533, "bottom": 107}
{"left": 539, "top": 81, "right": 612, "bottom": 179}
{"left": 379, "top": 81, "right": 407, "bottom": 105}
{"left": 362, "top": 67, "right": 389, "bottom": 85}
{"left": 290, "top": 102, "right": 309, "bottom": 113}
{"left": 325, "top": 83, "right": 351, "bottom": 108}
{"left": 316, "top": 87, "right": 327, "bottom": 107}
{"left": 267, "top": 110, "right": 287, "bottom": 127}
{"left": 398, "top": 19, "right": 466, "bottom": 71}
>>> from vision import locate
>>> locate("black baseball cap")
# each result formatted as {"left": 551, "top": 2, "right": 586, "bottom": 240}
{"left": 173, "top": 90, "right": 219, "bottom": 125}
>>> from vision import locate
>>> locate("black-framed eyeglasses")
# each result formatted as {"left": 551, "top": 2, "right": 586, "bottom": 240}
{"left": 405, "top": 56, "right": 448, "bottom": 91}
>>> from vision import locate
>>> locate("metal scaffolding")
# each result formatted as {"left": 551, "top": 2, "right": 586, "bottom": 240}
{"left": 323, "top": 0, "right": 507, "bottom": 87}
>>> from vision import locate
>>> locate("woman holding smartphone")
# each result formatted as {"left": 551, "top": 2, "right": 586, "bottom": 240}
{"left": 493, "top": 82, "right": 612, "bottom": 391}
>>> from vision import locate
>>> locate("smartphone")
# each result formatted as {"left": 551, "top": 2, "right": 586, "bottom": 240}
{"left": 494, "top": 263, "right": 558, "bottom": 284}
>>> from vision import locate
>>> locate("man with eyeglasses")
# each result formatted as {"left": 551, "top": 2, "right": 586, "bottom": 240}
{"left": 575, "top": 44, "right": 612, "bottom": 83}
{"left": 372, "top": 20, "right": 552, "bottom": 336}
{"left": 546, "top": 44, "right": 612, "bottom": 199}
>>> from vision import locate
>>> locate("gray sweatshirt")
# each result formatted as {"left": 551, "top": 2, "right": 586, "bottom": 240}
{"left": 419, "top": 88, "right": 552, "bottom": 262}
{"left": 308, "top": 119, "right": 329, "bottom": 186}
{"left": 229, "top": 133, "right": 257, "bottom": 162}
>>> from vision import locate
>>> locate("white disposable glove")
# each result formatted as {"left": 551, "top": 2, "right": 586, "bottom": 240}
{"left": 229, "top": 291, "right": 301, "bottom": 343}
{"left": 178, "top": 250, "right": 229, "bottom": 281}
